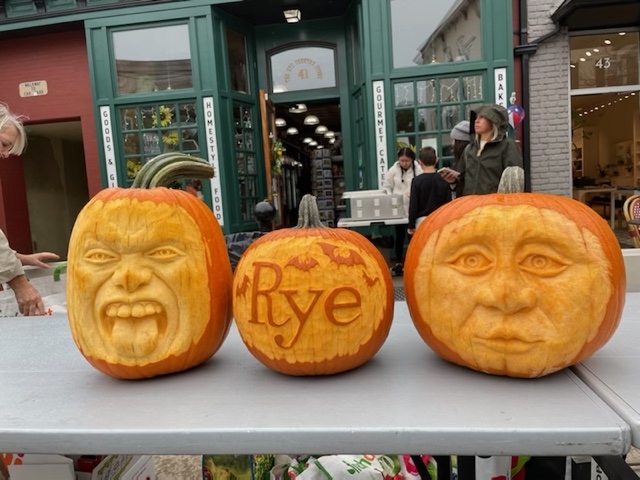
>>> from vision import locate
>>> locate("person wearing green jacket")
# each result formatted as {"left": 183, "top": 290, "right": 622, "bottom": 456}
{"left": 441, "top": 103, "right": 523, "bottom": 196}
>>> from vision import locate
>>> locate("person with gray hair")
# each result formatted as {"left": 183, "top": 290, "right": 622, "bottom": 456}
{"left": 0, "top": 103, "right": 59, "bottom": 315}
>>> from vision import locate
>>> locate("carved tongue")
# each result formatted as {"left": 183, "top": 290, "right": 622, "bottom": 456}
{"left": 112, "top": 317, "right": 159, "bottom": 357}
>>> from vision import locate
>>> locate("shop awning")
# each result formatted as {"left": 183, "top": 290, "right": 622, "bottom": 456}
{"left": 551, "top": 0, "right": 640, "bottom": 31}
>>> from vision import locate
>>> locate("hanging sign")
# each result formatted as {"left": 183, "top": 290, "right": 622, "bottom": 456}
{"left": 373, "top": 81, "right": 388, "bottom": 189}
{"left": 203, "top": 97, "right": 225, "bottom": 226}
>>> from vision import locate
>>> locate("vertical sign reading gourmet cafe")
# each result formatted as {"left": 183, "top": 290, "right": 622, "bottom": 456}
{"left": 373, "top": 81, "right": 388, "bottom": 189}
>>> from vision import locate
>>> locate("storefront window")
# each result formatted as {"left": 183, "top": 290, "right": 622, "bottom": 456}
{"left": 234, "top": 104, "right": 259, "bottom": 220}
{"left": 269, "top": 46, "right": 337, "bottom": 93}
{"left": 227, "top": 29, "right": 249, "bottom": 94}
{"left": 571, "top": 32, "right": 639, "bottom": 90}
{"left": 390, "top": 0, "right": 482, "bottom": 69}
{"left": 119, "top": 102, "right": 200, "bottom": 191}
{"left": 393, "top": 75, "right": 484, "bottom": 165}
{"left": 113, "top": 24, "right": 193, "bottom": 95}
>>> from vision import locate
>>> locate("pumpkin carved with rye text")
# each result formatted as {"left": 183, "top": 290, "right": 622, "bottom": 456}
{"left": 404, "top": 193, "right": 625, "bottom": 378}
{"left": 233, "top": 194, "right": 394, "bottom": 376}
{"left": 67, "top": 154, "right": 232, "bottom": 379}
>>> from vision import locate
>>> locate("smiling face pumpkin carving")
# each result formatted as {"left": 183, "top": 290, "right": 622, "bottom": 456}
{"left": 404, "top": 193, "right": 625, "bottom": 378}
{"left": 67, "top": 188, "right": 232, "bottom": 379}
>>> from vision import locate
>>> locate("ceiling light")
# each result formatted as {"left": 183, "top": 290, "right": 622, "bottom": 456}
{"left": 316, "top": 145, "right": 324, "bottom": 149}
{"left": 619, "top": 32, "right": 626, "bottom": 36}
{"left": 604, "top": 39, "right": 612, "bottom": 45}
{"left": 304, "top": 115, "right": 319, "bottom": 125}
{"left": 329, "top": 138, "right": 336, "bottom": 144}
{"left": 309, "top": 140, "right": 318, "bottom": 147}
{"left": 579, "top": 58, "right": 586, "bottom": 62}
{"left": 586, "top": 51, "right": 592, "bottom": 56}
{"left": 315, "top": 125, "right": 328, "bottom": 134}
{"left": 286, "top": 127, "right": 299, "bottom": 135}
{"left": 288, "top": 104, "right": 307, "bottom": 114}
{"left": 283, "top": 9, "right": 301, "bottom": 23}
{"left": 275, "top": 118, "right": 287, "bottom": 127}
{"left": 593, "top": 48, "right": 600, "bottom": 52}
{"left": 302, "top": 137, "right": 313, "bottom": 144}
{"left": 570, "top": 64, "right": 576, "bottom": 68}
{"left": 324, "top": 131, "right": 335, "bottom": 138}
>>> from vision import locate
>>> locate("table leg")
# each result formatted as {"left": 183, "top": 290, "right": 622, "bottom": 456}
{"left": 592, "top": 455, "right": 640, "bottom": 480}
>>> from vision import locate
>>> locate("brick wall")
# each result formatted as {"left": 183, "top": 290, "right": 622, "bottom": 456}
{"left": 527, "top": 0, "right": 573, "bottom": 197}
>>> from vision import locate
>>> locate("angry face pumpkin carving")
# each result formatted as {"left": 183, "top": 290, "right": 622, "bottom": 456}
{"left": 404, "top": 193, "right": 625, "bottom": 378}
{"left": 67, "top": 155, "right": 232, "bottom": 379}
{"left": 233, "top": 194, "right": 394, "bottom": 376}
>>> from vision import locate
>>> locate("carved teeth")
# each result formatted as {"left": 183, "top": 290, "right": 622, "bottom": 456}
{"left": 105, "top": 302, "right": 163, "bottom": 318}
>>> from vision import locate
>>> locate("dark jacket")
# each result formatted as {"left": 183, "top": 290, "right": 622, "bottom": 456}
{"left": 456, "top": 104, "right": 523, "bottom": 197}
{"left": 408, "top": 172, "right": 452, "bottom": 229}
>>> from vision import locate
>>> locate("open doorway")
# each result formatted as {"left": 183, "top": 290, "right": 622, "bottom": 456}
{"left": 23, "top": 121, "right": 90, "bottom": 260}
{"left": 272, "top": 100, "right": 345, "bottom": 228}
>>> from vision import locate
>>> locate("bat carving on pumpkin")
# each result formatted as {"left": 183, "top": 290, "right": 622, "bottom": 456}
{"left": 286, "top": 255, "right": 319, "bottom": 271}
{"left": 236, "top": 274, "right": 251, "bottom": 296}
{"left": 318, "top": 242, "right": 365, "bottom": 267}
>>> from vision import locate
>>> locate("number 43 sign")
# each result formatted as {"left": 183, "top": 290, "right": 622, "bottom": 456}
{"left": 595, "top": 57, "right": 611, "bottom": 69}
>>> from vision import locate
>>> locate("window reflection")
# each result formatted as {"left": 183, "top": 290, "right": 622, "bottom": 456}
{"left": 227, "top": 29, "right": 249, "bottom": 93}
{"left": 113, "top": 24, "right": 193, "bottom": 95}
{"left": 390, "top": 0, "right": 482, "bottom": 69}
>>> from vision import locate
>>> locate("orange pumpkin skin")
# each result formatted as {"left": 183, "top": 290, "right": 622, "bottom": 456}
{"left": 404, "top": 193, "right": 626, "bottom": 378}
{"left": 233, "top": 202, "right": 394, "bottom": 376}
{"left": 67, "top": 187, "right": 233, "bottom": 379}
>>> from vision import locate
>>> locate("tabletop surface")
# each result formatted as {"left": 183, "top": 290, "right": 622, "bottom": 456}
{"left": 0, "top": 303, "right": 631, "bottom": 456}
{"left": 572, "top": 294, "right": 640, "bottom": 447}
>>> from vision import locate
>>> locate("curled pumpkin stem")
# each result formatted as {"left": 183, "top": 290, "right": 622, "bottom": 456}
{"left": 295, "top": 194, "right": 326, "bottom": 229}
{"left": 132, "top": 153, "right": 214, "bottom": 189}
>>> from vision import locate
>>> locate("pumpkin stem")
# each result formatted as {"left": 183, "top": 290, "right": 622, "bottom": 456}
{"left": 131, "top": 153, "right": 214, "bottom": 189}
{"left": 497, "top": 166, "right": 525, "bottom": 194}
{"left": 295, "top": 194, "right": 327, "bottom": 229}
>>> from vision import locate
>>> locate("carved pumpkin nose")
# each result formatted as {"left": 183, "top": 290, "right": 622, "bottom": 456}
{"left": 112, "top": 256, "right": 152, "bottom": 292}
{"left": 477, "top": 269, "right": 537, "bottom": 314}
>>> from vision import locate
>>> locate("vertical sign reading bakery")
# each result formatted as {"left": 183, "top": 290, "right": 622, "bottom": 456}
{"left": 269, "top": 46, "right": 337, "bottom": 93}
{"left": 203, "top": 97, "right": 225, "bottom": 226}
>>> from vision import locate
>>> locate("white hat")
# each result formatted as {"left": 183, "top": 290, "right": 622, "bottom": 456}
{"left": 451, "top": 121, "right": 471, "bottom": 141}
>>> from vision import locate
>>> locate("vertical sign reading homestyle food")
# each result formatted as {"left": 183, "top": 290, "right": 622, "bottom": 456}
{"left": 373, "top": 81, "right": 388, "bottom": 189}
{"left": 99, "top": 106, "right": 119, "bottom": 188}
{"left": 203, "top": 97, "right": 225, "bottom": 226}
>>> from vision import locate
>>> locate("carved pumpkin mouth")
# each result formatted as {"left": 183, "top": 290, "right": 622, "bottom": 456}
{"left": 473, "top": 337, "right": 543, "bottom": 354}
{"left": 101, "top": 301, "right": 169, "bottom": 358}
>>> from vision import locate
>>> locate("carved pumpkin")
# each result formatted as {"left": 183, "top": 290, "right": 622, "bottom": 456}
{"left": 404, "top": 193, "right": 625, "bottom": 378}
{"left": 233, "top": 194, "right": 394, "bottom": 376}
{"left": 67, "top": 154, "right": 232, "bottom": 379}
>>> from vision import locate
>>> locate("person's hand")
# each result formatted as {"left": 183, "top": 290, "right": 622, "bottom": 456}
{"left": 407, "top": 228, "right": 416, "bottom": 235}
{"left": 7, "top": 274, "right": 47, "bottom": 316}
{"left": 440, "top": 171, "right": 458, "bottom": 184}
{"left": 16, "top": 252, "right": 60, "bottom": 268}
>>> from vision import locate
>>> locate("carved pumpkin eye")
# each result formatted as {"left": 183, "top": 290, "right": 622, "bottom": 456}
{"left": 404, "top": 193, "right": 625, "bottom": 379}
{"left": 447, "top": 250, "right": 492, "bottom": 275}
{"left": 84, "top": 249, "right": 119, "bottom": 265}
{"left": 518, "top": 252, "right": 568, "bottom": 277}
{"left": 147, "top": 246, "right": 185, "bottom": 262}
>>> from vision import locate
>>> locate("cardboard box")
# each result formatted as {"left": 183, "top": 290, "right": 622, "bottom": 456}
{"left": 91, "top": 455, "right": 154, "bottom": 480}
{"left": 343, "top": 190, "right": 404, "bottom": 220}
{"left": 3, "top": 454, "right": 75, "bottom": 480}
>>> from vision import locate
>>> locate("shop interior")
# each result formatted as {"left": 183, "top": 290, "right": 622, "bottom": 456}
{"left": 572, "top": 90, "right": 640, "bottom": 189}
{"left": 272, "top": 100, "right": 345, "bottom": 227}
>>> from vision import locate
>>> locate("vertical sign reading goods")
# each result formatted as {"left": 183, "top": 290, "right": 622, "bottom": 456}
{"left": 373, "top": 81, "right": 388, "bottom": 189}
{"left": 100, "top": 106, "right": 119, "bottom": 188}
{"left": 203, "top": 97, "right": 225, "bottom": 226}
{"left": 494, "top": 68, "right": 508, "bottom": 109}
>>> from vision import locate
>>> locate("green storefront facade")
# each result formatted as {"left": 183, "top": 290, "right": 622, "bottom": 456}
{"left": 0, "top": 0, "right": 516, "bottom": 237}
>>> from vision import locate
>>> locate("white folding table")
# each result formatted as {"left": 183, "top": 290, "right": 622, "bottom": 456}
{"left": 0, "top": 303, "right": 631, "bottom": 459}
